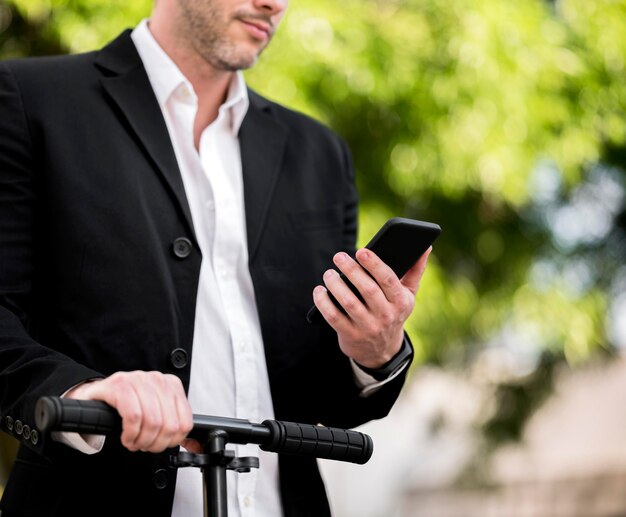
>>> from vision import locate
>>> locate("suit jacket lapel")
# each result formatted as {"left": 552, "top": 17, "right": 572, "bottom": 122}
{"left": 93, "top": 32, "right": 289, "bottom": 258}
{"left": 240, "top": 90, "right": 288, "bottom": 263}
{"left": 93, "top": 30, "right": 197, "bottom": 242}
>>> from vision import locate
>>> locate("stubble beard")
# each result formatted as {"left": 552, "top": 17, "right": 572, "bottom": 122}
{"left": 179, "top": 0, "right": 267, "bottom": 72}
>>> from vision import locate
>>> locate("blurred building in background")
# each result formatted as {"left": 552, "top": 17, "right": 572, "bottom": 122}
{"left": 320, "top": 350, "right": 626, "bottom": 517}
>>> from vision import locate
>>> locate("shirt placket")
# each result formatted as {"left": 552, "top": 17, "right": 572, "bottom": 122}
{"left": 132, "top": 17, "right": 283, "bottom": 512}
{"left": 200, "top": 113, "right": 259, "bottom": 517}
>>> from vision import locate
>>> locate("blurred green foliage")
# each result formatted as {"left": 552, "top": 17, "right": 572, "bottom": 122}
{"left": 1, "top": 0, "right": 625, "bottom": 491}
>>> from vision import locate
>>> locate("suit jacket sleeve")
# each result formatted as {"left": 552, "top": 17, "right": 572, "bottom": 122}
{"left": 243, "top": 98, "right": 413, "bottom": 431}
{"left": 317, "top": 136, "right": 412, "bottom": 428}
{"left": 0, "top": 62, "right": 103, "bottom": 455}
{"left": 306, "top": 137, "right": 414, "bottom": 430}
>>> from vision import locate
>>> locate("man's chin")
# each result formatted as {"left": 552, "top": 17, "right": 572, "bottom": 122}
{"left": 215, "top": 54, "right": 259, "bottom": 72}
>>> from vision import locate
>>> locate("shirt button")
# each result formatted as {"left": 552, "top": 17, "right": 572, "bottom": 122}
{"left": 175, "top": 84, "right": 193, "bottom": 103}
{"left": 172, "top": 237, "right": 193, "bottom": 259}
{"left": 170, "top": 348, "right": 188, "bottom": 369}
{"left": 243, "top": 496, "right": 251, "bottom": 507}
{"left": 152, "top": 469, "right": 168, "bottom": 490}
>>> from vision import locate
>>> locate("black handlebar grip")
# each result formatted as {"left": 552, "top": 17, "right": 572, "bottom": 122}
{"left": 35, "top": 397, "right": 120, "bottom": 434}
{"left": 35, "top": 397, "right": 374, "bottom": 465}
{"left": 260, "top": 420, "right": 373, "bottom": 465}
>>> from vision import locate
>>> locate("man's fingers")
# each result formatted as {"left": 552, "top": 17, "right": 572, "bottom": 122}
{"left": 333, "top": 251, "right": 390, "bottom": 311}
{"left": 354, "top": 248, "right": 404, "bottom": 303}
{"left": 135, "top": 373, "right": 174, "bottom": 452}
{"left": 65, "top": 370, "right": 193, "bottom": 453}
{"left": 172, "top": 375, "right": 194, "bottom": 443}
{"left": 156, "top": 374, "right": 193, "bottom": 450}
{"left": 181, "top": 438, "right": 203, "bottom": 454}
{"left": 400, "top": 246, "right": 432, "bottom": 295}
{"left": 313, "top": 283, "right": 344, "bottom": 327}
{"left": 115, "top": 373, "right": 162, "bottom": 451}
{"left": 130, "top": 373, "right": 191, "bottom": 452}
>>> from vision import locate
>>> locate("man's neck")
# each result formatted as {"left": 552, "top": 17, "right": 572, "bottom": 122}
{"left": 147, "top": 18, "right": 233, "bottom": 146}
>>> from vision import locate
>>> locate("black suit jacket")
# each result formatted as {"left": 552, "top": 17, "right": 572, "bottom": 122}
{"left": 0, "top": 30, "right": 410, "bottom": 516}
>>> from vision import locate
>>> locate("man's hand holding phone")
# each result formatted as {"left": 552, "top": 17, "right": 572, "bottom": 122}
{"left": 312, "top": 246, "right": 431, "bottom": 368}
{"left": 308, "top": 217, "right": 440, "bottom": 370}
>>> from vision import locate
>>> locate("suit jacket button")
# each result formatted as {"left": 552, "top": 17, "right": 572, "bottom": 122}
{"left": 172, "top": 237, "right": 193, "bottom": 259}
{"left": 22, "top": 425, "right": 31, "bottom": 440}
{"left": 170, "top": 348, "right": 188, "bottom": 369}
{"left": 14, "top": 420, "right": 23, "bottom": 435}
{"left": 5, "top": 416, "right": 14, "bottom": 431}
{"left": 153, "top": 469, "right": 168, "bottom": 490}
{"left": 30, "top": 429, "right": 39, "bottom": 445}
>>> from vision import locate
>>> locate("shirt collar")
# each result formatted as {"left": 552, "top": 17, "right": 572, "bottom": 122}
{"left": 221, "top": 69, "right": 249, "bottom": 135}
{"left": 130, "top": 18, "right": 249, "bottom": 135}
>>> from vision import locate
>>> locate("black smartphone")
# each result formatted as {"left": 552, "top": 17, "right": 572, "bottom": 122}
{"left": 306, "top": 217, "right": 442, "bottom": 324}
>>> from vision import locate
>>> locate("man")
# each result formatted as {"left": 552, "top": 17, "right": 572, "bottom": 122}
{"left": 0, "top": 0, "right": 431, "bottom": 515}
